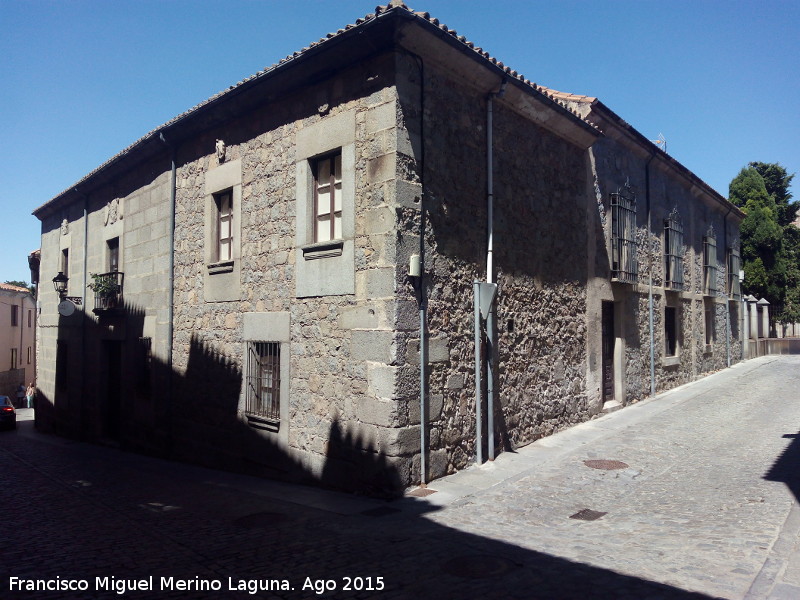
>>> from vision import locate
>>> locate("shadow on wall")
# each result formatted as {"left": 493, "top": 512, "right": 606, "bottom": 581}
{"left": 38, "top": 299, "right": 401, "bottom": 497}
{"left": 28, "top": 299, "right": 726, "bottom": 598}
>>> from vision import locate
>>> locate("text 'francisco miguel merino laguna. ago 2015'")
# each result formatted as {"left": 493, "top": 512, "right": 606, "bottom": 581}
{"left": 9, "top": 575, "right": 387, "bottom": 595}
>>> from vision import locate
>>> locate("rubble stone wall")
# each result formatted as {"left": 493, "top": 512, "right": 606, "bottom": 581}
{"left": 394, "top": 56, "right": 593, "bottom": 478}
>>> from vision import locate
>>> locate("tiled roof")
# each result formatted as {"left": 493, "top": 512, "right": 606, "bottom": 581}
{"left": 37, "top": 2, "right": 597, "bottom": 213}
{"left": 0, "top": 283, "right": 30, "bottom": 294}
{"left": 538, "top": 88, "right": 597, "bottom": 105}
{"left": 539, "top": 85, "right": 740, "bottom": 213}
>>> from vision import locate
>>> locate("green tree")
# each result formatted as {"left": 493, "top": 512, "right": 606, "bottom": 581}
{"left": 730, "top": 163, "right": 800, "bottom": 325}
{"left": 749, "top": 162, "right": 797, "bottom": 227}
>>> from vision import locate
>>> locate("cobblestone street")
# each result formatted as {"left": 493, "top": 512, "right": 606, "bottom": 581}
{"left": 2, "top": 355, "right": 799, "bottom": 599}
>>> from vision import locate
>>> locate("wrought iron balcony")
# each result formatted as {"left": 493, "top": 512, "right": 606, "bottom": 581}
{"left": 91, "top": 271, "right": 124, "bottom": 314}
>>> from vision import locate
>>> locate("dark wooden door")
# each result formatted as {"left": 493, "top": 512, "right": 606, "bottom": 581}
{"left": 601, "top": 302, "right": 615, "bottom": 402}
{"left": 104, "top": 341, "right": 122, "bottom": 440}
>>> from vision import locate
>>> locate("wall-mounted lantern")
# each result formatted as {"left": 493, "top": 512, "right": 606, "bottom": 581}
{"left": 52, "top": 272, "right": 68, "bottom": 299}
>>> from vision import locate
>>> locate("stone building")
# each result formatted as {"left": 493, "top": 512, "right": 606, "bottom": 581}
{"left": 0, "top": 283, "right": 36, "bottom": 401}
{"left": 32, "top": 2, "right": 743, "bottom": 494}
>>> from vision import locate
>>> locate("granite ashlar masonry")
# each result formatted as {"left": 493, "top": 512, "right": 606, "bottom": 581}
{"left": 31, "top": 3, "right": 743, "bottom": 494}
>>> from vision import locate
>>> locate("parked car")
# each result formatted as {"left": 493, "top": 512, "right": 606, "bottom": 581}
{"left": 0, "top": 396, "right": 16, "bottom": 430}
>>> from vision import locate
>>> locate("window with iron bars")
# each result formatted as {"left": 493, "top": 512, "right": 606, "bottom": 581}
{"left": 727, "top": 247, "right": 741, "bottom": 300}
{"left": 611, "top": 185, "right": 638, "bottom": 283}
{"left": 664, "top": 210, "right": 684, "bottom": 290}
{"left": 703, "top": 231, "right": 718, "bottom": 296}
{"left": 246, "top": 342, "right": 280, "bottom": 422}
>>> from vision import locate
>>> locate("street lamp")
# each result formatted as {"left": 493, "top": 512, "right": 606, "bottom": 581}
{"left": 52, "top": 272, "right": 68, "bottom": 298}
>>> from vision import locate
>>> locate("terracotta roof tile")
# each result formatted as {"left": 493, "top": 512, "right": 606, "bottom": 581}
{"left": 0, "top": 283, "right": 30, "bottom": 293}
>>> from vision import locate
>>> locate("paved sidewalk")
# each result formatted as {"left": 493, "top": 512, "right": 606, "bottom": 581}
{"left": 1, "top": 356, "right": 798, "bottom": 599}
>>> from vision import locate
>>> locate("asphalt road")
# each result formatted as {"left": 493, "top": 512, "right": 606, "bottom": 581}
{"left": 1, "top": 355, "right": 798, "bottom": 599}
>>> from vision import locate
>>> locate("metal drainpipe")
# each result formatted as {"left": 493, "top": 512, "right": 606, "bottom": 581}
{"left": 401, "top": 51, "right": 428, "bottom": 486}
{"left": 486, "top": 80, "right": 506, "bottom": 461}
{"left": 82, "top": 194, "right": 88, "bottom": 434}
{"left": 159, "top": 133, "right": 177, "bottom": 449}
{"left": 645, "top": 153, "right": 656, "bottom": 398}
{"left": 723, "top": 206, "right": 733, "bottom": 367}
{"left": 473, "top": 282, "right": 482, "bottom": 465}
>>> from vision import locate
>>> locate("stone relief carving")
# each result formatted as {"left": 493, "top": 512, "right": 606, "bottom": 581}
{"left": 60, "top": 218, "right": 69, "bottom": 235}
{"left": 104, "top": 198, "right": 123, "bottom": 226}
{"left": 216, "top": 139, "right": 226, "bottom": 163}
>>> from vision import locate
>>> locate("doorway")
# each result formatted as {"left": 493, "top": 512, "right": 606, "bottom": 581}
{"left": 601, "top": 301, "right": 615, "bottom": 403}
{"left": 104, "top": 341, "right": 123, "bottom": 440}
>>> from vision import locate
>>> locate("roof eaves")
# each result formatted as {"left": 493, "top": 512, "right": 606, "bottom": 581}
{"left": 541, "top": 86, "right": 743, "bottom": 219}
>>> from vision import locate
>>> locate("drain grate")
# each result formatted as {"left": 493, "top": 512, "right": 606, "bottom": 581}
{"left": 233, "top": 511, "right": 290, "bottom": 529}
{"left": 570, "top": 508, "right": 607, "bottom": 521}
{"left": 441, "top": 555, "right": 515, "bottom": 579}
{"left": 584, "top": 459, "right": 629, "bottom": 470}
{"left": 407, "top": 487, "right": 438, "bottom": 497}
{"left": 360, "top": 506, "right": 401, "bottom": 517}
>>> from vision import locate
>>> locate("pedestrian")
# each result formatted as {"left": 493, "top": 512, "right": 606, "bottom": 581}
{"left": 26, "top": 383, "right": 35, "bottom": 409}
{"left": 16, "top": 384, "right": 25, "bottom": 409}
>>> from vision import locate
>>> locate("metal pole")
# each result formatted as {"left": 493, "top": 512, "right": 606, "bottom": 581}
{"left": 420, "top": 300, "right": 427, "bottom": 483}
{"left": 486, "top": 95, "right": 496, "bottom": 460}
{"left": 645, "top": 156, "right": 655, "bottom": 398}
{"left": 474, "top": 282, "right": 482, "bottom": 465}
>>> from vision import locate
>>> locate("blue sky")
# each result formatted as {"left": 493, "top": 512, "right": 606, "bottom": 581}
{"left": 2, "top": 0, "right": 798, "bottom": 285}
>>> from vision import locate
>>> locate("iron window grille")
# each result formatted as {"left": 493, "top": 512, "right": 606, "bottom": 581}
{"left": 727, "top": 247, "right": 741, "bottom": 300}
{"left": 664, "top": 209, "right": 684, "bottom": 291}
{"left": 610, "top": 183, "right": 638, "bottom": 284}
{"left": 703, "top": 229, "right": 718, "bottom": 296}
{"left": 313, "top": 152, "right": 342, "bottom": 243}
{"left": 92, "top": 271, "right": 124, "bottom": 312}
{"left": 246, "top": 342, "right": 280, "bottom": 422}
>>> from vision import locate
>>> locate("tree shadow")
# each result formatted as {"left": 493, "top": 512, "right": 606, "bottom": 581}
{"left": 765, "top": 431, "right": 800, "bottom": 503}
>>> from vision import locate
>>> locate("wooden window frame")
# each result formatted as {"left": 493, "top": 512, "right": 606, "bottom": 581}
{"left": 107, "top": 237, "right": 120, "bottom": 273}
{"left": 215, "top": 190, "right": 233, "bottom": 263}
{"left": 313, "top": 152, "right": 343, "bottom": 243}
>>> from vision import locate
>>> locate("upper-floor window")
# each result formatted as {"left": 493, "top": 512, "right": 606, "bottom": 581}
{"left": 107, "top": 237, "right": 120, "bottom": 272}
{"left": 610, "top": 182, "right": 638, "bottom": 284}
{"left": 727, "top": 247, "right": 741, "bottom": 300}
{"left": 11, "top": 305, "right": 18, "bottom": 327}
{"left": 703, "top": 229, "right": 718, "bottom": 296}
{"left": 27, "top": 309, "right": 32, "bottom": 328}
{"left": 215, "top": 190, "right": 233, "bottom": 262}
{"left": 664, "top": 209, "right": 684, "bottom": 290}
{"left": 61, "top": 248, "right": 69, "bottom": 293}
{"left": 313, "top": 152, "right": 342, "bottom": 243}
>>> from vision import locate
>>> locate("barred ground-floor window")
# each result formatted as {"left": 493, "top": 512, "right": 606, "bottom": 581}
{"left": 246, "top": 341, "right": 280, "bottom": 423}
